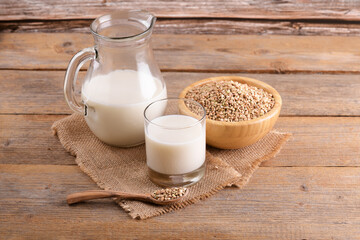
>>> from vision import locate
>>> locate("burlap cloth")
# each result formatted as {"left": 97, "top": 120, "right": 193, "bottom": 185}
{"left": 52, "top": 114, "right": 291, "bottom": 219}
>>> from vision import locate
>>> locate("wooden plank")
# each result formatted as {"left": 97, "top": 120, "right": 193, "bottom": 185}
{"left": 2, "top": 33, "right": 360, "bottom": 73}
{"left": 0, "top": 71, "right": 69, "bottom": 115}
{"left": 3, "top": 19, "right": 360, "bottom": 37}
{"left": 1, "top": 164, "right": 359, "bottom": 239}
{"left": 166, "top": 72, "right": 360, "bottom": 116}
{"left": 266, "top": 117, "right": 360, "bottom": 167}
{"left": 1, "top": 0, "right": 360, "bottom": 21}
{"left": 1, "top": 70, "right": 359, "bottom": 116}
{"left": 0, "top": 115, "right": 75, "bottom": 165}
{"left": 1, "top": 115, "right": 359, "bottom": 167}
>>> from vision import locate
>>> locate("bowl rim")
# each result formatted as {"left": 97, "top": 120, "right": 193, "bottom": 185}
{"left": 178, "top": 76, "right": 282, "bottom": 126}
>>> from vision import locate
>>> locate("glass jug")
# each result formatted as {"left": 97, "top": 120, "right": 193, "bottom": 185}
{"left": 64, "top": 10, "right": 167, "bottom": 147}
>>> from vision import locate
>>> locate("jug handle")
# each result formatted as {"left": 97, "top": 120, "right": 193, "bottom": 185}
{"left": 64, "top": 47, "right": 96, "bottom": 114}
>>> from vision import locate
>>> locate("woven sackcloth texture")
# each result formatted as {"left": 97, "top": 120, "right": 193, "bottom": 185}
{"left": 52, "top": 114, "right": 290, "bottom": 219}
{"left": 208, "top": 131, "right": 291, "bottom": 187}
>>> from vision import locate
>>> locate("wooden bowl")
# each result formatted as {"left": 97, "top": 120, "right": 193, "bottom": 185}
{"left": 179, "top": 76, "right": 282, "bottom": 149}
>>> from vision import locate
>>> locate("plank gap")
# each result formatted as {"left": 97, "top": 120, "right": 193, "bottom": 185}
{"left": 1, "top": 113, "right": 360, "bottom": 118}
{"left": 2, "top": 68, "right": 360, "bottom": 75}
{"left": 1, "top": 68, "right": 360, "bottom": 76}
{"left": 3, "top": 17, "right": 360, "bottom": 23}
{"left": 0, "top": 163, "right": 359, "bottom": 168}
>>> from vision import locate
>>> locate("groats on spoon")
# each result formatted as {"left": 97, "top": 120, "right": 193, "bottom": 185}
{"left": 66, "top": 187, "right": 188, "bottom": 206}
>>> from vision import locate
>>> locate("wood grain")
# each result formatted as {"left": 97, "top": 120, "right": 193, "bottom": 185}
{"left": 3, "top": 19, "right": 360, "bottom": 37}
{"left": 0, "top": 114, "right": 74, "bottom": 165}
{"left": 268, "top": 117, "right": 360, "bottom": 167}
{"left": 1, "top": 164, "right": 359, "bottom": 239}
{"left": 2, "top": 33, "right": 360, "bottom": 73}
{"left": 1, "top": 0, "right": 360, "bottom": 21}
{"left": 1, "top": 70, "right": 359, "bottom": 116}
{"left": 1, "top": 115, "right": 359, "bottom": 167}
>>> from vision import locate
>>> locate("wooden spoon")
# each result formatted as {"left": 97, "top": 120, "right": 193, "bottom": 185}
{"left": 66, "top": 187, "right": 188, "bottom": 206}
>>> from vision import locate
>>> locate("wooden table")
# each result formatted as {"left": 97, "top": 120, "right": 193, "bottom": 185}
{"left": 1, "top": 1, "right": 360, "bottom": 239}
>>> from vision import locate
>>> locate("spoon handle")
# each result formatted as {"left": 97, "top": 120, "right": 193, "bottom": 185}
{"left": 66, "top": 190, "right": 118, "bottom": 204}
{"left": 66, "top": 190, "right": 149, "bottom": 205}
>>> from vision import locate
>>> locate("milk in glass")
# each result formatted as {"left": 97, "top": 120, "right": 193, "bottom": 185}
{"left": 145, "top": 115, "right": 206, "bottom": 175}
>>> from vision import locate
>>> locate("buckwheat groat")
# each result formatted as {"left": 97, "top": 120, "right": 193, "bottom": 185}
{"left": 185, "top": 80, "right": 275, "bottom": 122}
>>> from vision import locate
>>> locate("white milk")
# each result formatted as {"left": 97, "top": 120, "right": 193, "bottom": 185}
{"left": 82, "top": 70, "right": 167, "bottom": 147}
{"left": 145, "top": 115, "right": 206, "bottom": 175}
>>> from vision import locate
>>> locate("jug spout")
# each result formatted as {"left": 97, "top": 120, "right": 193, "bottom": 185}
{"left": 88, "top": 10, "right": 161, "bottom": 74}
{"left": 90, "top": 10, "right": 156, "bottom": 42}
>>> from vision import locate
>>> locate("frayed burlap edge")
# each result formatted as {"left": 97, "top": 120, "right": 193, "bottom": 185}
{"left": 233, "top": 131, "right": 292, "bottom": 188}
{"left": 52, "top": 125, "right": 117, "bottom": 192}
{"left": 121, "top": 174, "right": 242, "bottom": 220}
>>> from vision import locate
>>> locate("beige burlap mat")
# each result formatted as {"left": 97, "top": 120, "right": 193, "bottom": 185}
{"left": 52, "top": 114, "right": 290, "bottom": 219}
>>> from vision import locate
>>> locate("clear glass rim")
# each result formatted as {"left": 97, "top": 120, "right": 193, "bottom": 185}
{"left": 144, "top": 97, "right": 206, "bottom": 130}
{"left": 90, "top": 10, "right": 156, "bottom": 42}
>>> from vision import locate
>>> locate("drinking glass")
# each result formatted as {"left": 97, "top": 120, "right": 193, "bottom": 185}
{"left": 144, "top": 98, "right": 206, "bottom": 187}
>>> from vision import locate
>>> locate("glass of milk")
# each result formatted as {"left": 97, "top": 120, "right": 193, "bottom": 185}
{"left": 64, "top": 10, "right": 167, "bottom": 147}
{"left": 144, "top": 98, "right": 206, "bottom": 187}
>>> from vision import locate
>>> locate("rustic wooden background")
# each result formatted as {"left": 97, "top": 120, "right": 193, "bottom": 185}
{"left": 1, "top": 1, "right": 360, "bottom": 239}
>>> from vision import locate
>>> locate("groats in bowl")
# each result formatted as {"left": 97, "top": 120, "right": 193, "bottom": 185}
{"left": 179, "top": 76, "right": 282, "bottom": 149}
